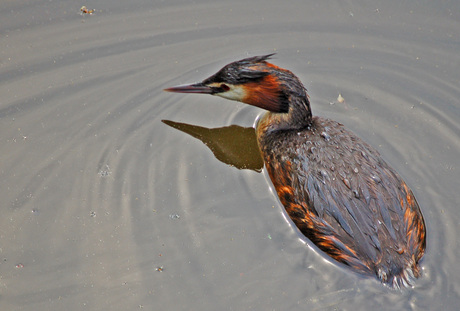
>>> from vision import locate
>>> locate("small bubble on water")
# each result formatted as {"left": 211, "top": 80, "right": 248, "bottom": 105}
{"left": 98, "top": 165, "right": 112, "bottom": 178}
{"left": 337, "top": 93, "right": 345, "bottom": 103}
{"left": 169, "top": 214, "right": 180, "bottom": 220}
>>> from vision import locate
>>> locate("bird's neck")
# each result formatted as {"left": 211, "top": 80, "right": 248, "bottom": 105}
{"left": 256, "top": 95, "right": 312, "bottom": 136}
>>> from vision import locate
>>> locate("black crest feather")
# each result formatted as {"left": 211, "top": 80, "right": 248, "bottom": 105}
{"left": 203, "top": 54, "right": 276, "bottom": 85}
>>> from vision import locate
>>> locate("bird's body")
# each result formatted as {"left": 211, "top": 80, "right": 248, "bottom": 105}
{"left": 165, "top": 54, "right": 426, "bottom": 288}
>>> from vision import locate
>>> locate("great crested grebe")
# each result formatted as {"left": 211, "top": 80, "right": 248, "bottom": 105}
{"left": 164, "top": 54, "right": 426, "bottom": 288}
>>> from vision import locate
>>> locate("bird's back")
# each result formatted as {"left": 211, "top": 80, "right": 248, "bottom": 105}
{"left": 257, "top": 115, "right": 426, "bottom": 288}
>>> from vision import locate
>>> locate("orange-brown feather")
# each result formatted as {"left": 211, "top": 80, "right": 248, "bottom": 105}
{"left": 401, "top": 182, "right": 426, "bottom": 264}
{"left": 242, "top": 75, "right": 282, "bottom": 112}
{"left": 265, "top": 156, "right": 374, "bottom": 275}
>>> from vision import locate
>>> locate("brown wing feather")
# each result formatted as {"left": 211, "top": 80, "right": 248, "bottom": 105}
{"left": 259, "top": 116, "right": 426, "bottom": 288}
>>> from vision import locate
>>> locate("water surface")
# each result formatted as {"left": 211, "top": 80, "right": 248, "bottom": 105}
{"left": 1, "top": 1, "right": 459, "bottom": 310}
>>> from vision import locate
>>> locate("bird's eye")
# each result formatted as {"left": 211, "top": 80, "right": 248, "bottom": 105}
{"left": 220, "top": 84, "right": 230, "bottom": 91}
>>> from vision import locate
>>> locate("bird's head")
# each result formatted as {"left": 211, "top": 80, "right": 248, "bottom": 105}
{"left": 165, "top": 54, "right": 307, "bottom": 114}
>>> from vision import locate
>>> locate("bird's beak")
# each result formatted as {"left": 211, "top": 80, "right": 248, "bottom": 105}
{"left": 164, "top": 82, "right": 215, "bottom": 94}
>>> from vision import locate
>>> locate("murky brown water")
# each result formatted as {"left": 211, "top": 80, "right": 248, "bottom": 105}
{"left": 1, "top": 1, "right": 459, "bottom": 310}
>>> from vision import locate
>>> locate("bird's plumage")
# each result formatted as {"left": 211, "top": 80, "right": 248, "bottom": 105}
{"left": 164, "top": 55, "right": 426, "bottom": 288}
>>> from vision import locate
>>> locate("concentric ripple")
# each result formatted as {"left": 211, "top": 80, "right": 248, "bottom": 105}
{"left": 1, "top": 1, "right": 459, "bottom": 310}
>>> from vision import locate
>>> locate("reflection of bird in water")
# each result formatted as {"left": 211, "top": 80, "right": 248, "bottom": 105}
{"left": 165, "top": 54, "right": 426, "bottom": 288}
{"left": 161, "top": 120, "right": 263, "bottom": 171}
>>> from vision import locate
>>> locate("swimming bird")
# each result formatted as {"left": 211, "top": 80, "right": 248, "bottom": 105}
{"left": 164, "top": 54, "right": 426, "bottom": 288}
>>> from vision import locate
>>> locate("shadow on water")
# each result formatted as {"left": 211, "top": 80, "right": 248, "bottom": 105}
{"left": 162, "top": 120, "right": 264, "bottom": 172}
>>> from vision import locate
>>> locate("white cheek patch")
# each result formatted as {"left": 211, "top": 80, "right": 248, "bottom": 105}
{"left": 208, "top": 83, "right": 246, "bottom": 102}
{"left": 217, "top": 85, "right": 246, "bottom": 102}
